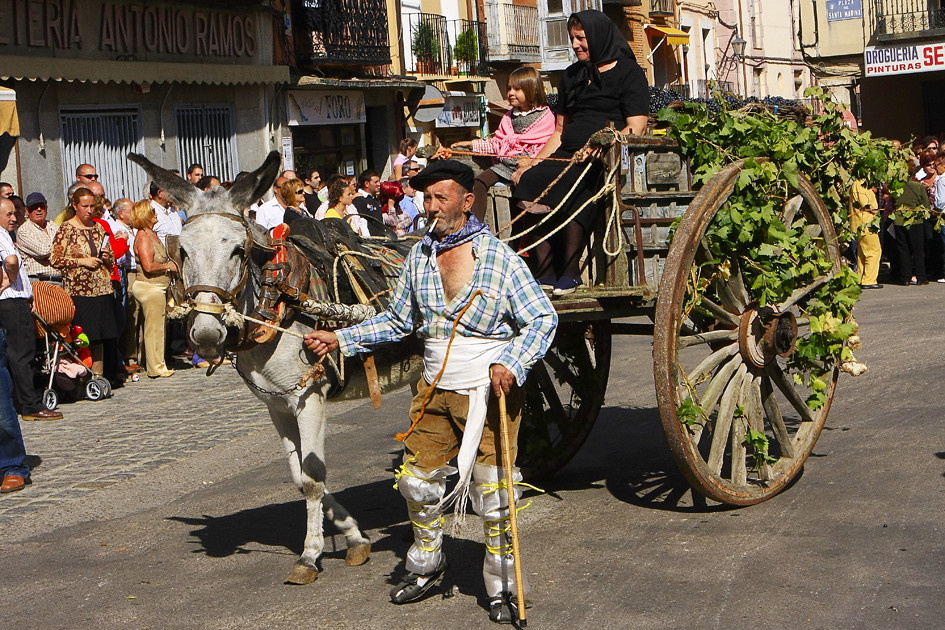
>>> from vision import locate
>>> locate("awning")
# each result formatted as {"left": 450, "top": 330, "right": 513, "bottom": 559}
{"left": 0, "top": 87, "right": 19, "bottom": 137}
{"left": 296, "top": 76, "right": 426, "bottom": 90}
{"left": 0, "top": 56, "right": 289, "bottom": 85}
{"left": 646, "top": 25, "right": 690, "bottom": 46}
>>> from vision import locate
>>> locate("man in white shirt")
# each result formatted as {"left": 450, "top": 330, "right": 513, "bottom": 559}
{"left": 17, "top": 193, "right": 61, "bottom": 284}
{"left": 254, "top": 176, "right": 288, "bottom": 230}
{"left": 150, "top": 182, "right": 182, "bottom": 245}
{"left": 0, "top": 198, "right": 62, "bottom": 421}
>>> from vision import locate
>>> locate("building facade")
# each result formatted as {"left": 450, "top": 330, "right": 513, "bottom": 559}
{"left": 799, "top": 0, "right": 945, "bottom": 140}
{"left": 0, "top": 0, "right": 288, "bottom": 210}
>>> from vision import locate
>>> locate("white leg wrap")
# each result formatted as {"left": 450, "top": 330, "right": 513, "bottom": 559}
{"left": 397, "top": 463, "right": 454, "bottom": 575}
{"left": 470, "top": 463, "right": 529, "bottom": 598}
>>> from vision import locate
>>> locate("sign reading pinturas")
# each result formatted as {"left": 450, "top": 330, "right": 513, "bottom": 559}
{"left": 864, "top": 42, "right": 945, "bottom": 77}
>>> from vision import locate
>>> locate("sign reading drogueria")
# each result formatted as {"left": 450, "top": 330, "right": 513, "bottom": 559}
{"left": 865, "top": 42, "right": 945, "bottom": 77}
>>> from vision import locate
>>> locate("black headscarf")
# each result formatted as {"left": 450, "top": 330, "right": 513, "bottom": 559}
{"left": 565, "top": 11, "right": 639, "bottom": 111}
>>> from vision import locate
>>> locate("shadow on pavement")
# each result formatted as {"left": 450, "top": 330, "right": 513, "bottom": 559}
{"left": 537, "top": 405, "right": 738, "bottom": 513}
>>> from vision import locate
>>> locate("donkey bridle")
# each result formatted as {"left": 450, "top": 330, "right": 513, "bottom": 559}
{"left": 182, "top": 212, "right": 257, "bottom": 314}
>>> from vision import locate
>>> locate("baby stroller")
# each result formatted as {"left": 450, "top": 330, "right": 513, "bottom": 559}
{"left": 31, "top": 281, "right": 112, "bottom": 409}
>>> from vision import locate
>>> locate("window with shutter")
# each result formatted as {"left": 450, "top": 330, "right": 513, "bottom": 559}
{"left": 59, "top": 107, "right": 147, "bottom": 201}
{"left": 175, "top": 105, "right": 240, "bottom": 183}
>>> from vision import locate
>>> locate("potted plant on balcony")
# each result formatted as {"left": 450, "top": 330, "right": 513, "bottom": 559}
{"left": 412, "top": 21, "right": 440, "bottom": 74}
{"left": 453, "top": 28, "right": 478, "bottom": 76}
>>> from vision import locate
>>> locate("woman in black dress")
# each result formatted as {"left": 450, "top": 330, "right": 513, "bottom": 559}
{"left": 512, "top": 10, "right": 648, "bottom": 295}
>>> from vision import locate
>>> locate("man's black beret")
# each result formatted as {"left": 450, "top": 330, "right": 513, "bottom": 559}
{"left": 408, "top": 159, "right": 475, "bottom": 193}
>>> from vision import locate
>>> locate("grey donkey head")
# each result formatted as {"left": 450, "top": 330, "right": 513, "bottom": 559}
{"left": 126, "top": 151, "right": 281, "bottom": 217}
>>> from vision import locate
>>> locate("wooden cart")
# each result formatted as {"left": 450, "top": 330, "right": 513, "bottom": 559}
{"left": 482, "top": 135, "right": 845, "bottom": 506}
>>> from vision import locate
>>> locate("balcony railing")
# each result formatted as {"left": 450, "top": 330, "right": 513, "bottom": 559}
{"left": 873, "top": 0, "right": 945, "bottom": 37}
{"left": 405, "top": 12, "right": 451, "bottom": 75}
{"left": 649, "top": 0, "right": 673, "bottom": 17}
{"left": 486, "top": 1, "right": 541, "bottom": 61}
{"left": 694, "top": 79, "right": 735, "bottom": 99}
{"left": 293, "top": 0, "right": 391, "bottom": 66}
{"left": 448, "top": 20, "right": 490, "bottom": 77}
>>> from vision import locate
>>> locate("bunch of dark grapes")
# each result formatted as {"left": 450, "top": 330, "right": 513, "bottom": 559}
{"left": 648, "top": 86, "right": 800, "bottom": 117}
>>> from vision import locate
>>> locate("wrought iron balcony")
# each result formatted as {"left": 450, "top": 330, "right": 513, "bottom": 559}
{"left": 448, "top": 20, "right": 491, "bottom": 77}
{"left": 649, "top": 0, "right": 673, "bottom": 17}
{"left": 694, "top": 79, "right": 735, "bottom": 99}
{"left": 873, "top": 0, "right": 945, "bottom": 39}
{"left": 405, "top": 12, "right": 451, "bottom": 75}
{"left": 293, "top": 0, "right": 391, "bottom": 66}
{"left": 485, "top": 1, "right": 541, "bottom": 62}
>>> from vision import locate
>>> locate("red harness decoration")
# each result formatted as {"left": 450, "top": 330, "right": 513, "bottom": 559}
{"left": 251, "top": 223, "right": 292, "bottom": 344}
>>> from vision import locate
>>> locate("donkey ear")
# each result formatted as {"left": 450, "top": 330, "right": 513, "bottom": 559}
{"left": 227, "top": 151, "right": 281, "bottom": 212}
{"left": 126, "top": 153, "right": 202, "bottom": 214}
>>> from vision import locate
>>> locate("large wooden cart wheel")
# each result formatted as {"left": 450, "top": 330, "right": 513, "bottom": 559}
{"left": 653, "top": 160, "right": 842, "bottom": 505}
{"left": 518, "top": 320, "right": 612, "bottom": 479}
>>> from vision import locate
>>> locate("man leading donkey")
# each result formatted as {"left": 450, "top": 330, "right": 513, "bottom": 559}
{"left": 304, "top": 160, "right": 557, "bottom": 623}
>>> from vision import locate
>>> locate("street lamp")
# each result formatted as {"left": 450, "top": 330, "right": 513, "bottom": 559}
{"left": 732, "top": 33, "right": 747, "bottom": 60}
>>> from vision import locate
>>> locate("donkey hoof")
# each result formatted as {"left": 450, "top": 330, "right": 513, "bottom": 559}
{"left": 345, "top": 543, "right": 371, "bottom": 566}
{"left": 285, "top": 562, "right": 319, "bottom": 585}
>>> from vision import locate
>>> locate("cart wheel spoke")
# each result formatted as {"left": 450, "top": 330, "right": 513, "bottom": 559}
{"left": 543, "top": 351, "right": 584, "bottom": 393}
{"left": 693, "top": 296, "right": 740, "bottom": 328}
{"left": 693, "top": 352, "right": 742, "bottom": 418}
{"left": 768, "top": 362, "right": 817, "bottom": 424}
{"left": 782, "top": 194, "right": 803, "bottom": 226}
{"left": 706, "top": 364, "right": 747, "bottom": 474}
{"left": 687, "top": 342, "right": 740, "bottom": 391}
{"left": 679, "top": 329, "right": 739, "bottom": 348}
{"left": 778, "top": 272, "right": 836, "bottom": 312}
{"left": 761, "top": 376, "right": 795, "bottom": 460}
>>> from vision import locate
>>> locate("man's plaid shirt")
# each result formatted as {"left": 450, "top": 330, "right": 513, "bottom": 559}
{"left": 336, "top": 231, "right": 557, "bottom": 385}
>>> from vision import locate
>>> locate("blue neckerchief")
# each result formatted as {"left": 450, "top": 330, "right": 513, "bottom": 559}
{"left": 422, "top": 213, "right": 490, "bottom": 254}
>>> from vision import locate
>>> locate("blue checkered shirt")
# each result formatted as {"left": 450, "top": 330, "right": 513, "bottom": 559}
{"left": 335, "top": 231, "right": 557, "bottom": 385}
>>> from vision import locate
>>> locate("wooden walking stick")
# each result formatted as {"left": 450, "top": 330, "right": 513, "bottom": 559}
{"left": 498, "top": 390, "right": 527, "bottom": 626}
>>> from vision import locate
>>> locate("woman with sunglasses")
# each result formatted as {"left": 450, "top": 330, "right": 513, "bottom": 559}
{"left": 279, "top": 178, "right": 312, "bottom": 220}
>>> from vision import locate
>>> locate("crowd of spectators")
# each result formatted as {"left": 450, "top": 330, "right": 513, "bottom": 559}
{"left": 849, "top": 135, "right": 945, "bottom": 288}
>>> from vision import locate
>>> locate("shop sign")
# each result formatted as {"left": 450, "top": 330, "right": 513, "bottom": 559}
{"left": 435, "top": 96, "right": 480, "bottom": 129}
{"left": 864, "top": 41, "right": 945, "bottom": 77}
{"left": 281, "top": 136, "right": 295, "bottom": 171}
{"left": 0, "top": 1, "right": 259, "bottom": 59}
{"left": 825, "top": 0, "right": 861, "bottom": 22}
{"left": 287, "top": 90, "right": 366, "bottom": 126}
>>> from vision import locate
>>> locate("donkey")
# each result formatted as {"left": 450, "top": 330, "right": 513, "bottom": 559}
{"left": 129, "top": 152, "right": 421, "bottom": 585}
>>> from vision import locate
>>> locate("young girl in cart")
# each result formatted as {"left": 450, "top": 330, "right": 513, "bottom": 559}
{"left": 445, "top": 66, "right": 556, "bottom": 222}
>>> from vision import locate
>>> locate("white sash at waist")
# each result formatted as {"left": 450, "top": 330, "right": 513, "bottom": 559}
{"left": 423, "top": 336, "right": 510, "bottom": 391}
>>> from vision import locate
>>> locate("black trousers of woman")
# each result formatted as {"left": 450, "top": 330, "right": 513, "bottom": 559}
{"left": 516, "top": 215, "right": 586, "bottom": 281}
{"left": 894, "top": 223, "right": 927, "bottom": 283}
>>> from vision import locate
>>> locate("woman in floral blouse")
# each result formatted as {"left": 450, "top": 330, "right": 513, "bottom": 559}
{"left": 51, "top": 188, "right": 119, "bottom": 384}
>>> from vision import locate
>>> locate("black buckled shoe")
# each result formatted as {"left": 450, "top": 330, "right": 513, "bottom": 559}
{"left": 488, "top": 593, "right": 520, "bottom": 624}
{"left": 389, "top": 557, "right": 447, "bottom": 604}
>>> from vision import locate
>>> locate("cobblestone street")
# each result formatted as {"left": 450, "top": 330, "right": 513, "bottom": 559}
{"left": 0, "top": 364, "right": 272, "bottom": 524}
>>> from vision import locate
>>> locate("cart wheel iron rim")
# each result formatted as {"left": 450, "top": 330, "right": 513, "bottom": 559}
{"left": 653, "top": 159, "right": 842, "bottom": 506}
